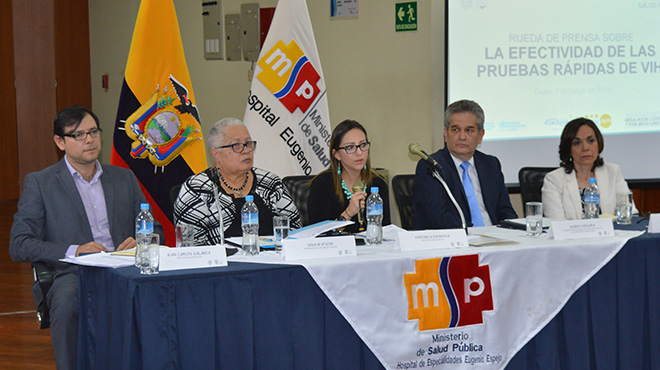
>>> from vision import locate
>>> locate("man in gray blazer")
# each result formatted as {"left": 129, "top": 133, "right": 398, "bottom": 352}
{"left": 10, "top": 106, "right": 147, "bottom": 370}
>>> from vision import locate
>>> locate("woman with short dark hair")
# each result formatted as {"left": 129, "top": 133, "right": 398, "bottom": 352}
{"left": 542, "top": 117, "right": 636, "bottom": 219}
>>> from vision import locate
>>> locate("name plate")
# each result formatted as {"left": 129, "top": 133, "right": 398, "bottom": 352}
{"left": 159, "top": 245, "right": 228, "bottom": 271}
{"left": 398, "top": 229, "right": 468, "bottom": 251}
{"left": 551, "top": 218, "right": 614, "bottom": 240}
{"left": 649, "top": 213, "right": 660, "bottom": 233}
{"left": 282, "top": 236, "right": 356, "bottom": 261}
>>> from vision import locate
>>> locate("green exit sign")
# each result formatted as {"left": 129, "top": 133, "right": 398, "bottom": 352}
{"left": 395, "top": 2, "right": 418, "bottom": 32}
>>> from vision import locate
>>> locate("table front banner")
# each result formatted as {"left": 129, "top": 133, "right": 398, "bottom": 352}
{"left": 299, "top": 231, "right": 637, "bottom": 370}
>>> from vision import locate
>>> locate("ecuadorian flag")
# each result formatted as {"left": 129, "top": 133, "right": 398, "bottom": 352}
{"left": 111, "top": 0, "right": 207, "bottom": 246}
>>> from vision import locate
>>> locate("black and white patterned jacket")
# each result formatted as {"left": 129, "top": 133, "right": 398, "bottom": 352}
{"left": 173, "top": 167, "right": 301, "bottom": 245}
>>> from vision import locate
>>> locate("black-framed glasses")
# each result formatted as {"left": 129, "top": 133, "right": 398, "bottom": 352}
{"left": 338, "top": 142, "right": 370, "bottom": 154}
{"left": 61, "top": 128, "right": 102, "bottom": 141}
{"left": 216, "top": 140, "right": 257, "bottom": 153}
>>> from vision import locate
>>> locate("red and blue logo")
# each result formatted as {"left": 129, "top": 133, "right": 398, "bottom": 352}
{"left": 404, "top": 255, "right": 494, "bottom": 331}
{"left": 256, "top": 39, "right": 321, "bottom": 113}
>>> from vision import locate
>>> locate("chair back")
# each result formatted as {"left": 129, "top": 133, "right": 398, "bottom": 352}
{"left": 282, "top": 175, "right": 315, "bottom": 226}
{"left": 518, "top": 167, "right": 556, "bottom": 215}
{"left": 391, "top": 174, "right": 415, "bottom": 230}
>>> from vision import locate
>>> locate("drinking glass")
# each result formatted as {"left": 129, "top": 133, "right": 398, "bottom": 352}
{"left": 273, "top": 215, "right": 290, "bottom": 252}
{"left": 616, "top": 191, "right": 633, "bottom": 225}
{"left": 141, "top": 233, "right": 160, "bottom": 275}
{"left": 175, "top": 223, "right": 195, "bottom": 247}
{"left": 526, "top": 202, "right": 543, "bottom": 236}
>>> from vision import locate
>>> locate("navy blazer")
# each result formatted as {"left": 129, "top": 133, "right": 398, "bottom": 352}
{"left": 9, "top": 158, "right": 147, "bottom": 276}
{"left": 412, "top": 147, "right": 517, "bottom": 229}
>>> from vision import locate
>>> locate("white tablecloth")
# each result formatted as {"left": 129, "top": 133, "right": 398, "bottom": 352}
{"left": 230, "top": 226, "right": 641, "bottom": 370}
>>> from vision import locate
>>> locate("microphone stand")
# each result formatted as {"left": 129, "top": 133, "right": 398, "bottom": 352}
{"left": 409, "top": 143, "right": 468, "bottom": 233}
{"left": 212, "top": 186, "right": 225, "bottom": 247}
{"left": 428, "top": 167, "right": 468, "bottom": 233}
{"left": 356, "top": 206, "right": 365, "bottom": 232}
{"left": 210, "top": 168, "right": 225, "bottom": 247}
{"left": 352, "top": 181, "right": 365, "bottom": 232}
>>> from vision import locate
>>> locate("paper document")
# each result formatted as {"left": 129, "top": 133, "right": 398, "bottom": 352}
{"left": 356, "top": 224, "right": 406, "bottom": 243}
{"left": 111, "top": 247, "right": 136, "bottom": 256}
{"left": 225, "top": 237, "right": 276, "bottom": 248}
{"left": 500, "top": 218, "right": 553, "bottom": 230}
{"left": 61, "top": 252, "right": 136, "bottom": 268}
{"left": 289, "top": 220, "right": 354, "bottom": 239}
{"left": 468, "top": 234, "right": 518, "bottom": 246}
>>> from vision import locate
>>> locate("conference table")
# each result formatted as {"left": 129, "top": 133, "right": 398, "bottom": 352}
{"left": 77, "top": 221, "right": 659, "bottom": 369}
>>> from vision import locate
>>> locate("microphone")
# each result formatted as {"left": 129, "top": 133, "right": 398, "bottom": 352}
{"left": 408, "top": 143, "right": 467, "bottom": 231}
{"left": 409, "top": 143, "right": 444, "bottom": 175}
{"left": 352, "top": 180, "right": 365, "bottom": 231}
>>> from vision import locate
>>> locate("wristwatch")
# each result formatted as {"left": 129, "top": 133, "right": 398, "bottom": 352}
{"left": 337, "top": 214, "right": 347, "bottom": 221}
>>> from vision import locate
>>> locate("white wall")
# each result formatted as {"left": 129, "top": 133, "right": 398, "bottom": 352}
{"left": 88, "top": 1, "right": 523, "bottom": 221}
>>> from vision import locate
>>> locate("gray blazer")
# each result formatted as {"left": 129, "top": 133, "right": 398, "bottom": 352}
{"left": 9, "top": 158, "right": 146, "bottom": 275}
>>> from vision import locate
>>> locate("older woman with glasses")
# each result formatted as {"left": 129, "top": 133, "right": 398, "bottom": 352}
{"left": 174, "top": 118, "right": 301, "bottom": 244}
{"left": 307, "top": 119, "right": 391, "bottom": 233}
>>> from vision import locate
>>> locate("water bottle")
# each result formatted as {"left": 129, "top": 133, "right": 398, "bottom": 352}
{"left": 241, "top": 195, "right": 259, "bottom": 255}
{"left": 583, "top": 178, "right": 600, "bottom": 219}
{"left": 366, "top": 187, "right": 383, "bottom": 245}
{"left": 135, "top": 203, "right": 154, "bottom": 267}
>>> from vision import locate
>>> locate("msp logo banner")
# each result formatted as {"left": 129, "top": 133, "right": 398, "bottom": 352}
{"left": 122, "top": 75, "right": 201, "bottom": 167}
{"left": 257, "top": 39, "right": 321, "bottom": 113}
{"left": 405, "top": 254, "right": 494, "bottom": 331}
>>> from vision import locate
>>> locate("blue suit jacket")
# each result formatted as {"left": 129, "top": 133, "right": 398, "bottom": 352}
{"left": 9, "top": 158, "right": 147, "bottom": 276}
{"left": 412, "top": 147, "right": 517, "bottom": 229}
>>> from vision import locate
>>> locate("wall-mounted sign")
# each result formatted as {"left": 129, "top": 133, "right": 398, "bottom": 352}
{"left": 331, "top": 0, "right": 358, "bottom": 18}
{"left": 395, "top": 2, "right": 417, "bottom": 32}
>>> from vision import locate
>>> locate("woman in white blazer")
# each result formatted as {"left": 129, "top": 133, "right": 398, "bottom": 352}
{"left": 542, "top": 118, "right": 636, "bottom": 220}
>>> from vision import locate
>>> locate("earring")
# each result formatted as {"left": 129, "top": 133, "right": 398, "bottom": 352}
{"left": 337, "top": 165, "right": 341, "bottom": 175}
{"left": 363, "top": 164, "right": 367, "bottom": 170}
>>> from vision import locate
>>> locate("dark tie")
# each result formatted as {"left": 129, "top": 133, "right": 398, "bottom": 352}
{"left": 460, "top": 162, "right": 484, "bottom": 227}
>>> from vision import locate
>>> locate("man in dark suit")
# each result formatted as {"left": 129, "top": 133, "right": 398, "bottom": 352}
{"left": 9, "top": 106, "right": 148, "bottom": 370}
{"left": 413, "top": 100, "right": 517, "bottom": 229}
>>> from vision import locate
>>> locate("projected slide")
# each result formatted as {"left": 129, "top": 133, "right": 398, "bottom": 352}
{"left": 448, "top": 0, "right": 660, "bottom": 141}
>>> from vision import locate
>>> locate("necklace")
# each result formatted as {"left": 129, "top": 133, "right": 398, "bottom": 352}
{"left": 341, "top": 180, "right": 366, "bottom": 200}
{"left": 218, "top": 171, "right": 249, "bottom": 195}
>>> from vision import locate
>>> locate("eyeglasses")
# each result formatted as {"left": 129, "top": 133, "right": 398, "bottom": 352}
{"left": 337, "top": 142, "right": 370, "bottom": 154}
{"left": 61, "top": 128, "right": 102, "bottom": 141}
{"left": 216, "top": 140, "right": 257, "bottom": 153}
